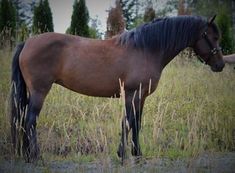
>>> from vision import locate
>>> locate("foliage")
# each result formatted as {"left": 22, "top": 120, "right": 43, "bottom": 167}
{"left": 70, "top": 0, "right": 89, "bottom": 37}
{"left": 155, "top": 0, "right": 178, "bottom": 17}
{"left": 0, "top": 0, "right": 16, "bottom": 35}
{"left": 189, "top": 0, "right": 234, "bottom": 54}
{"left": 89, "top": 27, "right": 101, "bottom": 39}
{"left": 43, "top": 0, "right": 54, "bottom": 31}
{"left": 0, "top": 0, "right": 17, "bottom": 47}
{"left": 216, "top": 8, "right": 234, "bottom": 54}
{"left": 144, "top": 6, "right": 156, "bottom": 22}
{"left": 66, "top": 27, "right": 71, "bottom": 34}
{"left": 89, "top": 17, "right": 102, "bottom": 39}
{"left": 12, "top": 0, "right": 32, "bottom": 28}
{"left": 119, "top": 0, "right": 137, "bottom": 29}
{"left": 178, "top": 0, "right": 191, "bottom": 15}
{"left": 190, "top": 0, "right": 229, "bottom": 17}
{"left": 18, "top": 23, "right": 30, "bottom": 42}
{"left": 106, "top": 0, "right": 125, "bottom": 38}
{"left": 32, "top": 0, "right": 54, "bottom": 34}
{"left": 131, "top": 15, "right": 144, "bottom": 28}
{"left": 11, "top": 0, "right": 38, "bottom": 40}
{"left": 88, "top": 27, "right": 97, "bottom": 38}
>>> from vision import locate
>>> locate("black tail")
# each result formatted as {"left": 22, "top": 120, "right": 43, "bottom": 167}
{"left": 10, "top": 42, "right": 28, "bottom": 156}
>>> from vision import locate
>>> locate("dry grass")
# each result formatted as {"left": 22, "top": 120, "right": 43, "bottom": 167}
{"left": 0, "top": 48, "right": 234, "bottom": 163}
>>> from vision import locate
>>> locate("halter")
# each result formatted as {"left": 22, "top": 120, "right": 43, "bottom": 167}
{"left": 197, "top": 30, "right": 222, "bottom": 64}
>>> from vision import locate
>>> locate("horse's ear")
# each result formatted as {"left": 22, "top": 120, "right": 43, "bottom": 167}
{"left": 208, "top": 15, "right": 216, "bottom": 24}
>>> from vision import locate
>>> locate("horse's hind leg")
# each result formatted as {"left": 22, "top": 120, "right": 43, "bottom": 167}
{"left": 22, "top": 91, "right": 48, "bottom": 162}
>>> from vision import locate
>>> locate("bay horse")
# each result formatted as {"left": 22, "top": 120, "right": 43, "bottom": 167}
{"left": 10, "top": 15, "right": 224, "bottom": 162}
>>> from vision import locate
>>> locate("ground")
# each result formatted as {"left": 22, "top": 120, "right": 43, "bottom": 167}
{"left": 0, "top": 152, "right": 235, "bottom": 173}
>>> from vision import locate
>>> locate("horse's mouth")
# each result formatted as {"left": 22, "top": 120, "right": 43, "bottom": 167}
{"left": 211, "top": 64, "right": 225, "bottom": 72}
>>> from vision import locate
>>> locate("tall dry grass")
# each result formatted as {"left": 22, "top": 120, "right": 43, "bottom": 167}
{"left": 0, "top": 48, "right": 234, "bottom": 163}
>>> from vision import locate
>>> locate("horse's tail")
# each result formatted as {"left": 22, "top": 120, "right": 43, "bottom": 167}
{"left": 10, "top": 42, "right": 28, "bottom": 156}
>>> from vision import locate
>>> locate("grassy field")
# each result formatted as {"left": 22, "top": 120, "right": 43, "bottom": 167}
{"left": 0, "top": 48, "right": 235, "bottom": 164}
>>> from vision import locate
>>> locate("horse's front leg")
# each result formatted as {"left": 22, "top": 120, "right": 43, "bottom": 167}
{"left": 117, "top": 115, "right": 130, "bottom": 161}
{"left": 130, "top": 95, "right": 145, "bottom": 157}
{"left": 117, "top": 90, "right": 145, "bottom": 160}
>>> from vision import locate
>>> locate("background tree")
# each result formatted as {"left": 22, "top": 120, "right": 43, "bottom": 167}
{"left": 32, "top": 0, "right": 54, "bottom": 34}
{"left": 155, "top": 0, "right": 178, "bottom": 17}
{"left": 0, "top": 0, "right": 16, "bottom": 47}
{"left": 43, "top": 0, "right": 53, "bottom": 32}
{"left": 106, "top": 0, "right": 125, "bottom": 38}
{"left": 70, "top": 0, "right": 89, "bottom": 37}
{"left": 216, "top": 7, "right": 234, "bottom": 54}
{"left": 189, "top": 0, "right": 234, "bottom": 54}
{"left": 178, "top": 0, "right": 191, "bottom": 15}
{"left": 18, "top": 23, "right": 29, "bottom": 41}
{"left": 89, "top": 17, "right": 102, "bottom": 39}
{"left": 119, "top": 0, "right": 137, "bottom": 29}
{"left": 0, "top": 0, "right": 16, "bottom": 34}
{"left": 12, "top": 0, "right": 38, "bottom": 28}
{"left": 143, "top": 3, "right": 156, "bottom": 22}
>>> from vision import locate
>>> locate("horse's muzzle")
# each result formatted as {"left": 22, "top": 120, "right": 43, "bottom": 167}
{"left": 211, "top": 62, "right": 225, "bottom": 72}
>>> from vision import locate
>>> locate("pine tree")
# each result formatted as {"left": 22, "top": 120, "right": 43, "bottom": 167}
{"left": 32, "top": 0, "right": 54, "bottom": 34}
{"left": 0, "top": 0, "right": 16, "bottom": 47}
{"left": 0, "top": 0, "right": 16, "bottom": 34}
{"left": 43, "top": 0, "right": 54, "bottom": 32}
{"left": 70, "top": 0, "right": 89, "bottom": 37}
{"left": 32, "top": 0, "right": 43, "bottom": 33}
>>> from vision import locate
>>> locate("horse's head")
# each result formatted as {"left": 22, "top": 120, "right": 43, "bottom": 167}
{"left": 193, "top": 15, "right": 225, "bottom": 72}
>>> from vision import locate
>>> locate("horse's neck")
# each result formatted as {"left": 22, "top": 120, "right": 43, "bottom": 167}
{"left": 160, "top": 47, "right": 187, "bottom": 68}
{"left": 159, "top": 34, "right": 196, "bottom": 68}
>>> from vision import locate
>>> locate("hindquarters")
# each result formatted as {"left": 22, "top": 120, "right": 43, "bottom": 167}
{"left": 10, "top": 33, "right": 65, "bottom": 161}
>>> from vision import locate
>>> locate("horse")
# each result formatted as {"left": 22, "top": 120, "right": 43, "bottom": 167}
{"left": 10, "top": 15, "right": 224, "bottom": 162}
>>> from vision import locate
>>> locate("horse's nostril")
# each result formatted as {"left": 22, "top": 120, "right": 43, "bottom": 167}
{"left": 215, "top": 62, "right": 225, "bottom": 72}
{"left": 211, "top": 62, "right": 225, "bottom": 72}
{"left": 218, "top": 62, "right": 225, "bottom": 69}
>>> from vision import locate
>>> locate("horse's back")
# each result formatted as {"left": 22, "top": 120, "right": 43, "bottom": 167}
{"left": 18, "top": 33, "right": 126, "bottom": 96}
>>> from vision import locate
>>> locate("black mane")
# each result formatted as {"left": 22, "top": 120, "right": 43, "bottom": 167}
{"left": 117, "top": 16, "right": 208, "bottom": 51}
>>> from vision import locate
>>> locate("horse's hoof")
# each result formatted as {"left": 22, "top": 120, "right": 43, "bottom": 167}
{"left": 117, "top": 145, "right": 127, "bottom": 163}
{"left": 117, "top": 146, "right": 123, "bottom": 158}
{"left": 131, "top": 147, "right": 142, "bottom": 156}
{"left": 23, "top": 146, "right": 40, "bottom": 163}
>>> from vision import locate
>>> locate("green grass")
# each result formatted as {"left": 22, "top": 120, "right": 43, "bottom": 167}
{"left": 0, "top": 48, "right": 235, "bottom": 163}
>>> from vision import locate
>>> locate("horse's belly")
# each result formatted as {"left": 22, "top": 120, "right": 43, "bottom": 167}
{"left": 56, "top": 78, "right": 121, "bottom": 98}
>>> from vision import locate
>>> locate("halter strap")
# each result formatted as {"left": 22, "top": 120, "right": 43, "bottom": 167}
{"left": 197, "top": 29, "right": 221, "bottom": 64}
